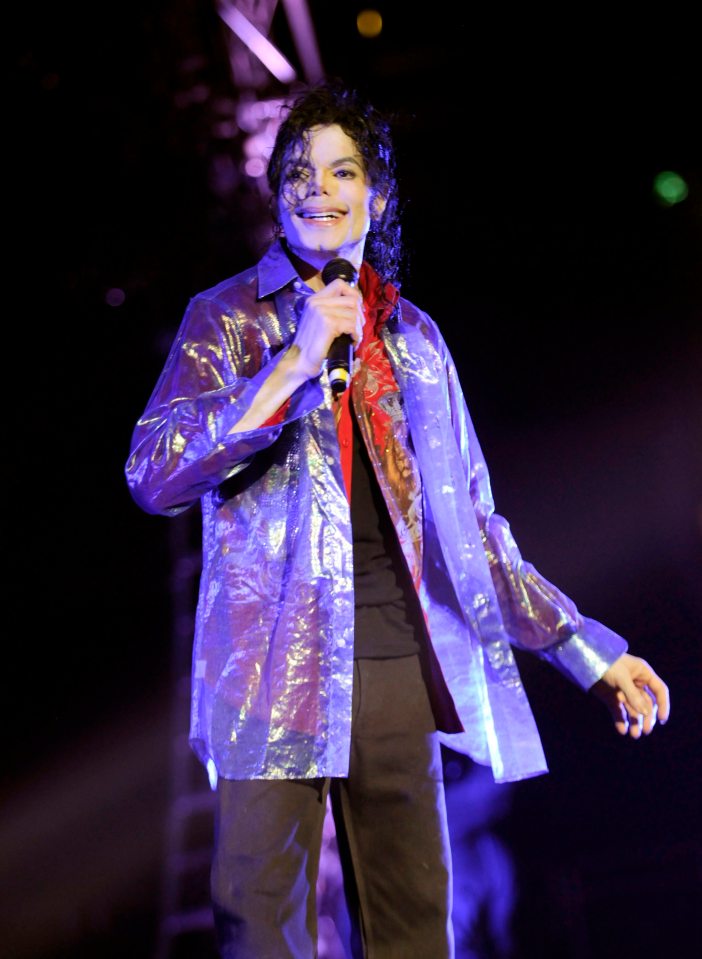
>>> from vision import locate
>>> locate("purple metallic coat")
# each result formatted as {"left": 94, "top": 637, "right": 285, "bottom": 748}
{"left": 126, "top": 242, "right": 627, "bottom": 783}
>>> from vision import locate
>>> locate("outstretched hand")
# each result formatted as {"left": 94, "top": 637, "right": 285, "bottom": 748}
{"left": 590, "top": 653, "right": 670, "bottom": 739}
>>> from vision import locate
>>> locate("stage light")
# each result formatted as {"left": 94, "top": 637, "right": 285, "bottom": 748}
{"left": 217, "top": 1, "right": 297, "bottom": 83}
{"left": 105, "top": 287, "right": 126, "bottom": 307}
{"left": 652, "top": 170, "right": 688, "bottom": 206}
{"left": 357, "top": 9, "right": 383, "bottom": 38}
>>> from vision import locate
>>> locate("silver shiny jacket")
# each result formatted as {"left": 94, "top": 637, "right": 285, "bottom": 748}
{"left": 126, "top": 242, "right": 626, "bottom": 784}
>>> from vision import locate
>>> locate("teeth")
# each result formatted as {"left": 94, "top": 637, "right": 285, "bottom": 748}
{"left": 300, "top": 212, "right": 339, "bottom": 220}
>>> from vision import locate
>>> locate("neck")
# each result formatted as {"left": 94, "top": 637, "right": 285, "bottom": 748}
{"left": 284, "top": 243, "right": 364, "bottom": 291}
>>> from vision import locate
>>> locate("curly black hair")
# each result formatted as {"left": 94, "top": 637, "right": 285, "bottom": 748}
{"left": 267, "top": 78, "right": 403, "bottom": 287}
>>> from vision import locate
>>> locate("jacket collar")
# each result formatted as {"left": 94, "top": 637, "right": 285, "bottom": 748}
{"left": 256, "top": 240, "right": 300, "bottom": 298}
{"left": 256, "top": 241, "right": 400, "bottom": 325}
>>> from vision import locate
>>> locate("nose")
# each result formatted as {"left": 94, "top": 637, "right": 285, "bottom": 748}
{"left": 306, "top": 168, "right": 330, "bottom": 196}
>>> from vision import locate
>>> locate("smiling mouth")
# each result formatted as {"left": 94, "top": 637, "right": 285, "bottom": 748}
{"left": 297, "top": 210, "right": 344, "bottom": 221}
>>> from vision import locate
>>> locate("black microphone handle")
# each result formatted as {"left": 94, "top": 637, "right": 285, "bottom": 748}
{"left": 322, "top": 257, "right": 358, "bottom": 395}
{"left": 328, "top": 333, "right": 354, "bottom": 394}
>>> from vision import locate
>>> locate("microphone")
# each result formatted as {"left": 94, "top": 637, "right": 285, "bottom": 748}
{"left": 321, "top": 257, "right": 358, "bottom": 394}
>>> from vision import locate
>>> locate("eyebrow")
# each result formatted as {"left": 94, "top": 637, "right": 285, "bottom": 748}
{"left": 329, "top": 155, "right": 364, "bottom": 168}
{"left": 287, "top": 154, "right": 364, "bottom": 170}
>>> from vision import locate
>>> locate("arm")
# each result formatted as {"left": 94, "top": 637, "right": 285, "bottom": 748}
{"left": 442, "top": 340, "right": 671, "bottom": 733}
{"left": 125, "top": 292, "right": 316, "bottom": 516}
{"left": 126, "top": 279, "right": 364, "bottom": 515}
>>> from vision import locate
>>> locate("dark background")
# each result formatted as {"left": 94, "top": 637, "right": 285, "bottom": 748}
{"left": 6, "top": 2, "right": 701, "bottom": 957}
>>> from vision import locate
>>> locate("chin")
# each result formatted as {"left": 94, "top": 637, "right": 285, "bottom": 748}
{"left": 310, "top": 235, "right": 347, "bottom": 251}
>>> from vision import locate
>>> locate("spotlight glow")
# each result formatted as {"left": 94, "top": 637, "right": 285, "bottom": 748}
{"left": 653, "top": 170, "right": 688, "bottom": 206}
{"left": 217, "top": 2, "right": 296, "bottom": 83}
{"left": 357, "top": 9, "right": 383, "bottom": 38}
{"left": 105, "top": 288, "right": 126, "bottom": 307}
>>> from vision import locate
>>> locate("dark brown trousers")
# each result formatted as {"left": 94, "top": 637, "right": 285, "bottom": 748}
{"left": 211, "top": 655, "right": 454, "bottom": 958}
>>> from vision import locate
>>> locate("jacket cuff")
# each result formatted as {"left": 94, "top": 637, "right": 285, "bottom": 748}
{"left": 538, "top": 616, "right": 628, "bottom": 690}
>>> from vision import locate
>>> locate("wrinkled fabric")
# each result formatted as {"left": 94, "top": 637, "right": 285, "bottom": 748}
{"left": 125, "top": 241, "right": 627, "bottom": 784}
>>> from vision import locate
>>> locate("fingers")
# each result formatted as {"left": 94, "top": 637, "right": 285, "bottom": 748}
{"left": 616, "top": 688, "right": 658, "bottom": 739}
{"left": 305, "top": 284, "right": 364, "bottom": 343}
{"left": 611, "top": 697, "right": 630, "bottom": 737}
{"left": 293, "top": 285, "right": 364, "bottom": 373}
{"left": 628, "top": 656, "right": 671, "bottom": 724}
{"left": 646, "top": 673, "right": 671, "bottom": 725}
{"left": 624, "top": 661, "right": 670, "bottom": 733}
{"left": 621, "top": 674, "right": 652, "bottom": 717}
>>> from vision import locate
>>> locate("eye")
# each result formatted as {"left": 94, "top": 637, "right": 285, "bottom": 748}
{"left": 335, "top": 168, "right": 356, "bottom": 179}
{"left": 286, "top": 166, "right": 309, "bottom": 182}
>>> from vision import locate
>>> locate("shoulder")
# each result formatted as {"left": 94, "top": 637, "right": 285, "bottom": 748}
{"left": 395, "top": 294, "right": 445, "bottom": 347}
{"left": 191, "top": 264, "right": 259, "bottom": 312}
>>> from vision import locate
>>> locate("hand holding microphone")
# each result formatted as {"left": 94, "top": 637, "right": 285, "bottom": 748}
{"left": 291, "top": 257, "right": 362, "bottom": 391}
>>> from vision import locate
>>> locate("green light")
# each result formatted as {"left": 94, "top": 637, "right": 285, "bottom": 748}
{"left": 653, "top": 170, "right": 689, "bottom": 206}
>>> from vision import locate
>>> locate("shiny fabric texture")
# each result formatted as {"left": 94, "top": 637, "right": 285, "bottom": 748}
{"left": 125, "top": 241, "right": 627, "bottom": 784}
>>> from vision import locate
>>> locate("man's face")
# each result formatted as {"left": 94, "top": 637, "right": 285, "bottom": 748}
{"left": 276, "top": 123, "right": 383, "bottom": 267}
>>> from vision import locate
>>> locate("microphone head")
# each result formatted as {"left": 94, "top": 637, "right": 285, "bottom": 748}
{"left": 321, "top": 257, "right": 358, "bottom": 286}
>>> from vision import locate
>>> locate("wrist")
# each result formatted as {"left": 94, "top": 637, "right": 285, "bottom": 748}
{"left": 281, "top": 343, "right": 323, "bottom": 384}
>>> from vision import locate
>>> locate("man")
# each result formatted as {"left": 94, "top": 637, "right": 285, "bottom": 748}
{"left": 125, "top": 80, "right": 670, "bottom": 958}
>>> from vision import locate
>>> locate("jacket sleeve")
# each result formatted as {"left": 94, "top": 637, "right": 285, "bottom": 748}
{"left": 442, "top": 337, "right": 627, "bottom": 691}
{"left": 125, "top": 292, "right": 323, "bottom": 516}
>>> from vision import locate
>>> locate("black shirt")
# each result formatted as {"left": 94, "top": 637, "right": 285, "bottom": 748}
{"left": 350, "top": 405, "right": 424, "bottom": 658}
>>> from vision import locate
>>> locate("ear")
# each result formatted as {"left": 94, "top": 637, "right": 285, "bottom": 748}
{"left": 371, "top": 193, "right": 387, "bottom": 221}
